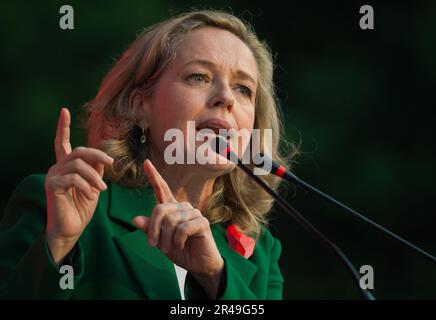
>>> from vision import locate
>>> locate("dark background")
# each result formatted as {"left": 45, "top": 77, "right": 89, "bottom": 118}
{"left": 1, "top": 0, "right": 435, "bottom": 299}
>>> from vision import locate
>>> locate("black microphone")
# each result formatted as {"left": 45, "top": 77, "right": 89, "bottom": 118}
{"left": 254, "top": 152, "right": 436, "bottom": 264}
{"left": 211, "top": 136, "right": 375, "bottom": 300}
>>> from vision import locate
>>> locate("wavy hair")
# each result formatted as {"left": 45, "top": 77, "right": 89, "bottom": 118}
{"left": 81, "top": 9, "right": 298, "bottom": 238}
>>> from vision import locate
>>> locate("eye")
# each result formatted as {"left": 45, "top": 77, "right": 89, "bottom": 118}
{"left": 187, "top": 73, "right": 209, "bottom": 83}
{"left": 237, "top": 85, "right": 253, "bottom": 98}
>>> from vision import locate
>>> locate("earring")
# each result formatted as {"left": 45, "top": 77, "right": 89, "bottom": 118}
{"left": 140, "top": 127, "right": 147, "bottom": 144}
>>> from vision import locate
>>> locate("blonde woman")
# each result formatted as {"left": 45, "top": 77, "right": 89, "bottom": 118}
{"left": 0, "top": 9, "right": 293, "bottom": 299}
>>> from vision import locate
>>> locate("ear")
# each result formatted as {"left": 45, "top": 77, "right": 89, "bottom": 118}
{"left": 130, "top": 88, "right": 151, "bottom": 127}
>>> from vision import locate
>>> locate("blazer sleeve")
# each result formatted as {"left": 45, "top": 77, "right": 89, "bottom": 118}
{"left": 0, "top": 174, "right": 84, "bottom": 299}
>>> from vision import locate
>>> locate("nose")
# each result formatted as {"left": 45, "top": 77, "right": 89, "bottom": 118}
{"left": 208, "top": 82, "right": 235, "bottom": 112}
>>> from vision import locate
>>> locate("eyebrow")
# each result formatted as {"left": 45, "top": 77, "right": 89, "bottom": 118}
{"left": 183, "top": 59, "right": 258, "bottom": 87}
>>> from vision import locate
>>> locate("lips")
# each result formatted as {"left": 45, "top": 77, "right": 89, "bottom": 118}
{"left": 196, "top": 118, "right": 232, "bottom": 137}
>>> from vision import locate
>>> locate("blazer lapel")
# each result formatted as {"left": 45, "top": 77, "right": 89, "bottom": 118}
{"left": 107, "top": 181, "right": 258, "bottom": 298}
{"left": 108, "top": 182, "right": 181, "bottom": 299}
{"left": 211, "top": 224, "right": 258, "bottom": 287}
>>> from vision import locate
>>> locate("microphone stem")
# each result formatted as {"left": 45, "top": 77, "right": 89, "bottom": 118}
{"left": 236, "top": 161, "right": 375, "bottom": 300}
{"left": 285, "top": 172, "right": 436, "bottom": 264}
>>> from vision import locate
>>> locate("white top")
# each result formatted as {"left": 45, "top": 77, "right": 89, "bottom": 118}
{"left": 174, "top": 264, "right": 188, "bottom": 300}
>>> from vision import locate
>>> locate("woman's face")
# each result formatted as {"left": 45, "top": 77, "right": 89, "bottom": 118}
{"left": 141, "top": 26, "right": 258, "bottom": 175}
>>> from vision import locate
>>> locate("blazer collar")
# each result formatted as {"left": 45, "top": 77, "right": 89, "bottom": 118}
{"left": 108, "top": 181, "right": 258, "bottom": 299}
{"left": 108, "top": 181, "right": 155, "bottom": 230}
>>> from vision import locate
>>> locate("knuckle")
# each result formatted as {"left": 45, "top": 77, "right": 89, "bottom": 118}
{"left": 178, "top": 201, "right": 187, "bottom": 209}
{"left": 165, "top": 214, "right": 177, "bottom": 227}
{"left": 181, "top": 201, "right": 193, "bottom": 209}
{"left": 47, "top": 164, "right": 57, "bottom": 176}
{"left": 177, "top": 223, "right": 188, "bottom": 234}
{"left": 90, "top": 147, "right": 105, "bottom": 158}
{"left": 201, "top": 216, "right": 210, "bottom": 226}
{"left": 153, "top": 204, "right": 165, "bottom": 217}
{"left": 70, "top": 173, "right": 80, "bottom": 183}
{"left": 70, "top": 158, "right": 83, "bottom": 171}
{"left": 181, "top": 222, "right": 189, "bottom": 232}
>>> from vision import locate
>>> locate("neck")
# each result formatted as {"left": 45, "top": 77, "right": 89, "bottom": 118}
{"left": 150, "top": 152, "right": 216, "bottom": 211}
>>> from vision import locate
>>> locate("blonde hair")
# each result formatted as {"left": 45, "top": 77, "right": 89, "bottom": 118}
{"left": 81, "top": 9, "right": 298, "bottom": 237}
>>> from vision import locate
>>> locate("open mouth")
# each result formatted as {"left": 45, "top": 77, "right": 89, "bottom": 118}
{"left": 196, "top": 119, "right": 233, "bottom": 140}
{"left": 196, "top": 127, "right": 231, "bottom": 140}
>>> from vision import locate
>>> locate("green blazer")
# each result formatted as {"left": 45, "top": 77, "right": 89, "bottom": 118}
{"left": 0, "top": 174, "right": 284, "bottom": 299}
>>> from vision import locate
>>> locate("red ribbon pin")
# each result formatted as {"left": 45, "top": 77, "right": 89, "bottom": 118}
{"left": 226, "top": 224, "right": 255, "bottom": 259}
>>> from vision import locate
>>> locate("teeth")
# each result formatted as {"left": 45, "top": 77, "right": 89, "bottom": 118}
{"left": 197, "top": 126, "right": 224, "bottom": 132}
{"left": 196, "top": 126, "right": 230, "bottom": 139}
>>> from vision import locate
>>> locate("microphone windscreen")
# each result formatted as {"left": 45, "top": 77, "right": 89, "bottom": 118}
{"left": 211, "top": 136, "right": 228, "bottom": 157}
{"left": 253, "top": 152, "right": 272, "bottom": 172}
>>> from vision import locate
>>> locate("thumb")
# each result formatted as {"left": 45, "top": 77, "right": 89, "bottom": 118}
{"left": 133, "top": 216, "right": 150, "bottom": 232}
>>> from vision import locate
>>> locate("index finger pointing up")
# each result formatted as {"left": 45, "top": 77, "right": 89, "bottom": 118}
{"left": 143, "top": 159, "right": 177, "bottom": 203}
{"left": 54, "top": 107, "right": 72, "bottom": 162}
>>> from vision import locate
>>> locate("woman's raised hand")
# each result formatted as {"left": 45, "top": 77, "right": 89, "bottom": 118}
{"left": 133, "top": 160, "right": 224, "bottom": 298}
{"left": 45, "top": 108, "right": 114, "bottom": 265}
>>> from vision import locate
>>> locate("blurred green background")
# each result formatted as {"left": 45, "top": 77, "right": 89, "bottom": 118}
{"left": 1, "top": 0, "right": 435, "bottom": 299}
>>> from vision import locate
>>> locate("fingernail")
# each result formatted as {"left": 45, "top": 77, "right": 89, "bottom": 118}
{"left": 101, "top": 181, "right": 107, "bottom": 190}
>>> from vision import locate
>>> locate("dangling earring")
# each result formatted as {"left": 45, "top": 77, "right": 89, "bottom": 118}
{"left": 140, "top": 127, "right": 147, "bottom": 144}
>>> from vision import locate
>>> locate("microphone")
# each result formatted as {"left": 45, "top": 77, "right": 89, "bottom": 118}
{"left": 254, "top": 152, "right": 436, "bottom": 264}
{"left": 211, "top": 136, "right": 375, "bottom": 300}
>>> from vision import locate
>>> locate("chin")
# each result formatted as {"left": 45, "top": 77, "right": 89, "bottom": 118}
{"left": 195, "top": 158, "right": 237, "bottom": 178}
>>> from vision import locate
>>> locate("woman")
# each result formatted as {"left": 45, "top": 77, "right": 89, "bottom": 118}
{"left": 0, "top": 9, "right": 294, "bottom": 300}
